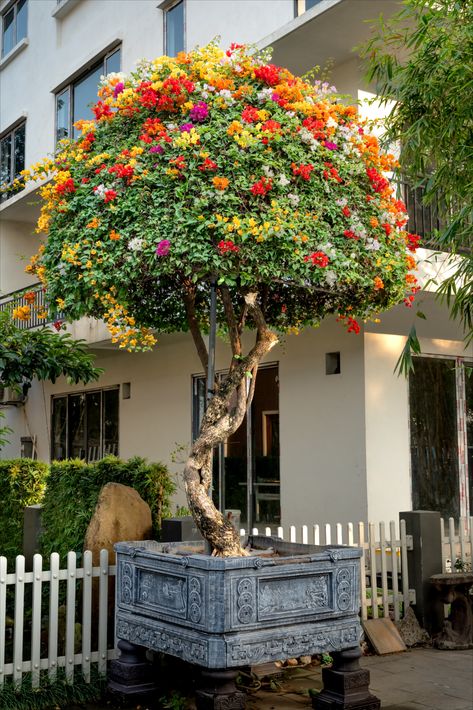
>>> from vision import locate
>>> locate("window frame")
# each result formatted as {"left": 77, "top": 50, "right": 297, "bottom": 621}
{"left": 0, "top": 118, "right": 26, "bottom": 199}
{"left": 409, "top": 354, "right": 473, "bottom": 519}
{"left": 163, "top": 0, "right": 185, "bottom": 57}
{"left": 50, "top": 385, "right": 120, "bottom": 462}
{"left": 54, "top": 44, "right": 121, "bottom": 144}
{"left": 1, "top": 0, "right": 27, "bottom": 58}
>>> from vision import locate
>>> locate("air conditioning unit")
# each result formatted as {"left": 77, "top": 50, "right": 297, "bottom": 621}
{"left": 0, "top": 386, "right": 26, "bottom": 406}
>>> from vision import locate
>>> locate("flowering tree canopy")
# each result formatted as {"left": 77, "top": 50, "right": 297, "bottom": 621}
{"left": 14, "top": 44, "right": 419, "bottom": 555}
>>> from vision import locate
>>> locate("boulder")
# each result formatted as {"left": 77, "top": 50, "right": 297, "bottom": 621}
{"left": 395, "top": 606, "right": 430, "bottom": 647}
{"left": 84, "top": 482, "right": 152, "bottom": 565}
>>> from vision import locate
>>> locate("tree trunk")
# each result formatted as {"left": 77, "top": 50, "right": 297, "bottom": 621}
{"left": 183, "top": 325, "right": 278, "bottom": 557}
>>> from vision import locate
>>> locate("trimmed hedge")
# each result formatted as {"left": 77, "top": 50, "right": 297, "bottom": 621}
{"left": 40, "top": 456, "right": 175, "bottom": 561}
{"left": 0, "top": 459, "right": 48, "bottom": 562}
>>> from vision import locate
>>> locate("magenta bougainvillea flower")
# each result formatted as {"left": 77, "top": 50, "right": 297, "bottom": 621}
{"left": 156, "top": 239, "right": 171, "bottom": 256}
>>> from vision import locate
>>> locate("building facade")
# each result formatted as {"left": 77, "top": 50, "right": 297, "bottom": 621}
{"left": 1, "top": 0, "right": 471, "bottom": 529}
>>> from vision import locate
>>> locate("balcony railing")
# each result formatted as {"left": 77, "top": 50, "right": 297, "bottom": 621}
{"left": 0, "top": 283, "right": 62, "bottom": 330}
{"left": 399, "top": 180, "right": 446, "bottom": 244}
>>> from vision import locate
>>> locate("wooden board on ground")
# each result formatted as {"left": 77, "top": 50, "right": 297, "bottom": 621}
{"left": 251, "top": 662, "right": 284, "bottom": 678}
{"left": 362, "top": 618, "right": 407, "bottom": 654}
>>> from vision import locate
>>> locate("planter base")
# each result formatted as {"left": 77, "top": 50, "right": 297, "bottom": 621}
{"left": 313, "top": 647, "right": 380, "bottom": 710}
{"left": 108, "top": 639, "right": 157, "bottom": 701}
{"left": 196, "top": 669, "right": 246, "bottom": 710}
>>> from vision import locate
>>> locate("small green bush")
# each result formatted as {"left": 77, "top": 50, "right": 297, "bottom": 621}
{"left": 0, "top": 459, "right": 48, "bottom": 561}
{"left": 40, "top": 455, "right": 174, "bottom": 561}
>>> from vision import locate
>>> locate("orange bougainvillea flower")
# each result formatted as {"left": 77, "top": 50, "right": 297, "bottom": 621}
{"left": 86, "top": 217, "right": 100, "bottom": 228}
{"left": 109, "top": 230, "right": 120, "bottom": 240}
{"left": 373, "top": 277, "right": 384, "bottom": 290}
{"left": 23, "top": 291, "right": 36, "bottom": 304}
{"left": 213, "top": 176, "right": 229, "bottom": 191}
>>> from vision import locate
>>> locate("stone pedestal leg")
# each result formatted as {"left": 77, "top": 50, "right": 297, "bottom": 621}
{"left": 195, "top": 668, "right": 246, "bottom": 710}
{"left": 108, "top": 639, "right": 157, "bottom": 701}
{"left": 312, "top": 646, "right": 380, "bottom": 710}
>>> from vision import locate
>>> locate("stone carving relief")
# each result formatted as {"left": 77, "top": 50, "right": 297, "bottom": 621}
{"left": 116, "top": 618, "right": 208, "bottom": 665}
{"left": 120, "top": 562, "right": 133, "bottom": 605}
{"left": 236, "top": 577, "right": 256, "bottom": 625}
{"left": 137, "top": 570, "right": 187, "bottom": 616}
{"left": 258, "top": 575, "right": 329, "bottom": 619}
{"left": 336, "top": 567, "right": 353, "bottom": 611}
{"left": 188, "top": 576, "right": 203, "bottom": 624}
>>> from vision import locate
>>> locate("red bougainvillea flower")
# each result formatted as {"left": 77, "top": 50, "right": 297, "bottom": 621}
{"left": 104, "top": 189, "right": 117, "bottom": 203}
{"left": 241, "top": 106, "right": 260, "bottom": 123}
{"left": 218, "top": 239, "right": 239, "bottom": 254}
{"left": 250, "top": 177, "right": 273, "bottom": 196}
{"left": 199, "top": 158, "right": 218, "bottom": 171}
{"left": 304, "top": 251, "right": 329, "bottom": 268}
{"left": 291, "top": 162, "right": 314, "bottom": 181}
{"left": 407, "top": 233, "right": 421, "bottom": 252}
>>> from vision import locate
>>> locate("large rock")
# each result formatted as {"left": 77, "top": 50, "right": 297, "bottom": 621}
{"left": 84, "top": 482, "right": 152, "bottom": 564}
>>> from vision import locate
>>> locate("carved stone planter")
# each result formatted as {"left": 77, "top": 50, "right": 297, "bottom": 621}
{"left": 114, "top": 535, "right": 373, "bottom": 708}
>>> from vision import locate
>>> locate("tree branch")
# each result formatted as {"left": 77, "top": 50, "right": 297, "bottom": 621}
{"left": 183, "top": 288, "right": 208, "bottom": 372}
{"left": 219, "top": 285, "right": 241, "bottom": 357}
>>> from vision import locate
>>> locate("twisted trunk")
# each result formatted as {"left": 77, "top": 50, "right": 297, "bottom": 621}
{"left": 183, "top": 294, "right": 278, "bottom": 557}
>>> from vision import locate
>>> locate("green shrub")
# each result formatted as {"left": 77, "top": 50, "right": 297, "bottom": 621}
{"left": 40, "top": 455, "right": 174, "bottom": 561}
{"left": 0, "top": 459, "right": 48, "bottom": 562}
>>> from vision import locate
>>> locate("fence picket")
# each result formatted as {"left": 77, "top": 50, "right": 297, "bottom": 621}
{"left": 0, "top": 557, "right": 6, "bottom": 687}
{"left": 277, "top": 526, "right": 284, "bottom": 540}
{"left": 48, "top": 553, "right": 60, "bottom": 681}
{"left": 13, "top": 555, "right": 25, "bottom": 684}
{"left": 325, "top": 524, "right": 331, "bottom": 545}
{"left": 313, "top": 524, "right": 320, "bottom": 545}
{"left": 400, "top": 519, "right": 410, "bottom": 612}
{"left": 347, "top": 522, "right": 354, "bottom": 547}
{"left": 368, "top": 523, "right": 378, "bottom": 619}
{"left": 65, "top": 551, "right": 77, "bottom": 682}
{"left": 31, "top": 554, "right": 43, "bottom": 687}
{"left": 302, "top": 525, "right": 308, "bottom": 545}
{"left": 448, "top": 517, "right": 456, "bottom": 569}
{"left": 98, "top": 550, "right": 109, "bottom": 675}
{"left": 390, "top": 521, "right": 400, "bottom": 623}
{"left": 459, "top": 517, "right": 466, "bottom": 565}
{"left": 358, "top": 523, "right": 367, "bottom": 621}
{"left": 336, "top": 524, "right": 343, "bottom": 545}
{"left": 82, "top": 551, "right": 93, "bottom": 683}
{"left": 470, "top": 517, "right": 473, "bottom": 570}
{"left": 290, "top": 526, "right": 296, "bottom": 543}
{"left": 379, "top": 522, "right": 389, "bottom": 619}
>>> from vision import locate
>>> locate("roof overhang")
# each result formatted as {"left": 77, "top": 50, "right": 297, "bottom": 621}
{"left": 257, "top": 0, "right": 402, "bottom": 75}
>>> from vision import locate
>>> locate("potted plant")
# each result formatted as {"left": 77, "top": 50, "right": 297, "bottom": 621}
{"left": 14, "top": 43, "right": 417, "bottom": 708}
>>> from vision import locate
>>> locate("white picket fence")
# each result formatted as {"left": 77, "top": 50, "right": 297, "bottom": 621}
{"left": 0, "top": 549, "right": 117, "bottom": 688}
{"left": 441, "top": 516, "right": 473, "bottom": 573}
{"left": 239, "top": 520, "right": 415, "bottom": 622}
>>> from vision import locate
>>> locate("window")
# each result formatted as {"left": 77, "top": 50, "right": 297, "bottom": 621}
{"left": 55, "top": 46, "right": 121, "bottom": 142}
{"left": 409, "top": 357, "right": 472, "bottom": 519}
{"left": 0, "top": 121, "right": 25, "bottom": 199}
{"left": 51, "top": 387, "right": 119, "bottom": 461}
{"left": 165, "top": 0, "right": 184, "bottom": 56}
{"left": 296, "top": 0, "right": 322, "bottom": 16}
{"left": 192, "top": 365, "right": 280, "bottom": 526}
{"left": 2, "top": 0, "right": 27, "bottom": 57}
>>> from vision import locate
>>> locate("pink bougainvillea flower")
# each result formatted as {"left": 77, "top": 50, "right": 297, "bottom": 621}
{"left": 179, "top": 123, "right": 194, "bottom": 133}
{"left": 189, "top": 101, "right": 209, "bottom": 122}
{"left": 156, "top": 239, "right": 171, "bottom": 256}
{"left": 113, "top": 82, "right": 125, "bottom": 98}
{"left": 324, "top": 141, "right": 338, "bottom": 151}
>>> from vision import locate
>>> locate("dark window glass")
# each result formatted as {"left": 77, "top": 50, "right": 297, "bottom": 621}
{"left": 466, "top": 368, "right": 473, "bottom": 515}
{"left": 16, "top": 0, "right": 27, "bottom": 42}
{"left": 103, "top": 388, "right": 119, "bottom": 456}
{"left": 73, "top": 63, "right": 102, "bottom": 137}
{"left": 13, "top": 123, "right": 25, "bottom": 177}
{"left": 52, "top": 388, "right": 119, "bottom": 461}
{"left": 68, "top": 394, "right": 86, "bottom": 459}
{"left": 51, "top": 397, "right": 67, "bottom": 461}
{"left": 105, "top": 47, "right": 121, "bottom": 75}
{"left": 86, "top": 391, "right": 101, "bottom": 461}
{"left": 192, "top": 366, "right": 280, "bottom": 526}
{"left": 2, "top": 7, "right": 15, "bottom": 57}
{"left": 56, "top": 88, "right": 70, "bottom": 142}
{"left": 0, "top": 134, "right": 12, "bottom": 185}
{"left": 306, "top": 0, "right": 322, "bottom": 10}
{"left": 409, "top": 358, "right": 460, "bottom": 519}
{"left": 166, "top": 0, "right": 184, "bottom": 56}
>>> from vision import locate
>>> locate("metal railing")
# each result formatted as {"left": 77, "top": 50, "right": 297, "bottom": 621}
{"left": 399, "top": 180, "right": 446, "bottom": 243}
{"left": 0, "top": 282, "right": 62, "bottom": 329}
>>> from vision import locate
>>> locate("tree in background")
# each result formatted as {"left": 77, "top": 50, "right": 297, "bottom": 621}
{"left": 363, "top": 0, "right": 473, "bottom": 345}
{"left": 7, "top": 44, "right": 419, "bottom": 555}
{"left": 0, "top": 309, "right": 101, "bottom": 448}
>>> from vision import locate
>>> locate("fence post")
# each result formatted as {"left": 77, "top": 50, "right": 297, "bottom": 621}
{"left": 400, "top": 510, "right": 443, "bottom": 635}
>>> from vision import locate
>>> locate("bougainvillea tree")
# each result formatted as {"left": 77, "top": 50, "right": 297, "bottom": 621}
{"left": 12, "top": 44, "right": 419, "bottom": 556}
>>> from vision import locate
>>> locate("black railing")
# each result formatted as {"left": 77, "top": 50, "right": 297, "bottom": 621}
{"left": 0, "top": 283, "right": 63, "bottom": 330}
{"left": 399, "top": 180, "right": 446, "bottom": 243}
